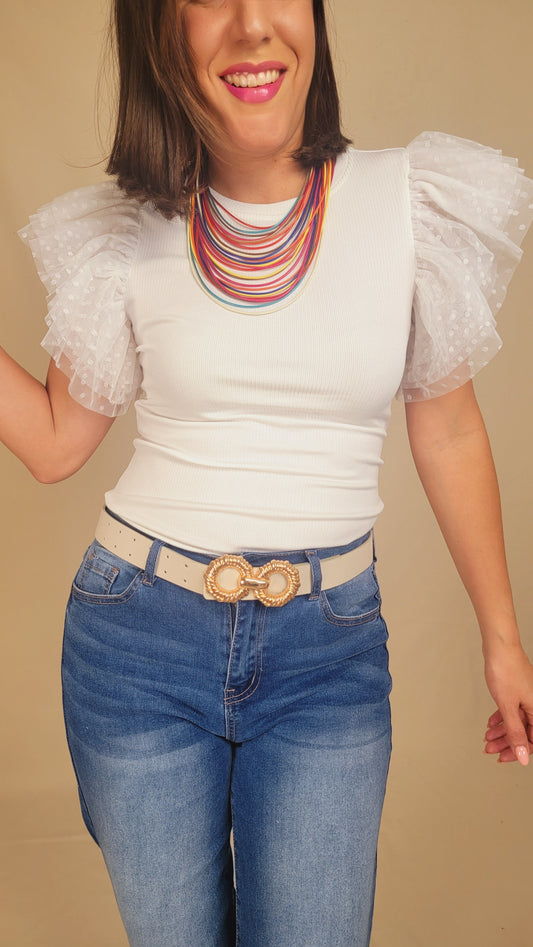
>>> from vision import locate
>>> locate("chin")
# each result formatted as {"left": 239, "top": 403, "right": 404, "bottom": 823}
{"left": 219, "top": 125, "right": 303, "bottom": 164}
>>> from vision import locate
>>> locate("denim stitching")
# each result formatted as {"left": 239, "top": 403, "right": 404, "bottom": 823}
{"left": 224, "top": 604, "right": 240, "bottom": 708}
{"left": 230, "top": 762, "right": 240, "bottom": 947}
{"left": 77, "top": 548, "right": 119, "bottom": 595}
{"left": 71, "top": 572, "right": 144, "bottom": 606}
{"left": 318, "top": 562, "right": 382, "bottom": 626}
{"left": 318, "top": 595, "right": 381, "bottom": 627}
{"left": 224, "top": 605, "right": 266, "bottom": 706}
{"left": 230, "top": 606, "right": 266, "bottom": 703}
{"left": 61, "top": 654, "right": 99, "bottom": 844}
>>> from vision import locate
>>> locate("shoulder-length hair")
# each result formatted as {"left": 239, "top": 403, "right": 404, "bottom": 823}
{"left": 106, "top": 0, "right": 350, "bottom": 219}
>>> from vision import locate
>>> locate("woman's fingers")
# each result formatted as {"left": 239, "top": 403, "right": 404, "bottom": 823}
{"left": 484, "top": 735, "right": 510, "bottom": 754}
{"left": 487, "top": 709, "right": 504, "bottom": 728}
{"left": 500, "top": 707, "right": 529, "bottom": 763}
{"left": 495, "top": 708, "right": 529, "bottom": 766}
{"left": 484, "top": 722, "right": 506, "bottom": 740}
{"left": 483, "top": 648, "right": 533, "bottom": 764}
{"left": 496, "top": 742, "right": 533, "bottom": 764}
{"left": 485, "top": 706, "right": 529, "bottom": 734}
{"left": 484, "top": 735, "right": 533, "bottom": 754}
{"left": 484, "top": 710, "right": 528, "bottom": 740}
{"left": 484, "top": 707, "right": 533, "bottom": 763}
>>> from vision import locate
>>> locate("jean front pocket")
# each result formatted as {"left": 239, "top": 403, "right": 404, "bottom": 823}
{"left": 71, "top": 540, "right": 144, "bottom": 605}
{"left": 319, "top": 563, "right": 382, "bottom": 626}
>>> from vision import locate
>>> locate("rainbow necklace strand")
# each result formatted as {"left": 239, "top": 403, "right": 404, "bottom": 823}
{"left": 188, "top": 159, "right": 334, "bottom": 311}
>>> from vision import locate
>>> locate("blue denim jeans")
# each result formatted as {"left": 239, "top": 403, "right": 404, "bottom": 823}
{"left": 62, "top": 518, "right": 392, "bottom": 947}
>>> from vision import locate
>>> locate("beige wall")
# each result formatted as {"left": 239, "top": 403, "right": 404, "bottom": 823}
{"left": 1, "top": 1, "right": 532, "bottom": 945}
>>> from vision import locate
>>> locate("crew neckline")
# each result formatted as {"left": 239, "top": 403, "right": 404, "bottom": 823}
{"left": 208, "top": 148, "right": 353, "bottom": 220}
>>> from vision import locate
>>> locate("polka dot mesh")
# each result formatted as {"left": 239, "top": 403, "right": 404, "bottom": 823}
{"left": 19, "top": 135, "right": 533, "bottom": 413}
{"left": 18, "top": 182, "right": 142, "bottom": 416}
{"left": 400, "top": 131, "right": 533, "bottom": 401}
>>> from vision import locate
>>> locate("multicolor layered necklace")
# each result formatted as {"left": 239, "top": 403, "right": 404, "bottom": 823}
{"left": 188, "top": 159, "right": 334, "bottom": 312}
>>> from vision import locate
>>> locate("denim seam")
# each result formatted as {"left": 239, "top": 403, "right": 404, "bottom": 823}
{"left": 80, "top": 559, "right": 119, "bottom": 586}
{"left": 223, "top": 606, "right": 266, "bottom": 706}
{"left": 63, "top": 730, "right": 99, "bottom": 842}
{"left": 77, "top": 548, "right": 120, "bottom": 594}
{"left": 317, "top": 595, "right": 382, "bottom": 627}
{"left": 60, "top": 656, "right": 99, "bottom": 844}
{"left": 305, "top": 549, "right": 322, "bottom": 600}
{"left": 230, "top": 774, "right": 241, "bottom": 947}
{"left": 71, "top": 572, "right": 144, "bottom": 606}
{"left": 224, "top": 605, "right": 240, "bottom": 713}
{"left": 226, "top": 610, "right": 263, "bottom": 702}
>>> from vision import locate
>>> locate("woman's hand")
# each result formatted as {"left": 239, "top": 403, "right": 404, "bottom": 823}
{"left": 406, "top": 382, "right": 533, "bottom": 769}
{"left": 483, "top": 643, "right": 533, "bottom": 764}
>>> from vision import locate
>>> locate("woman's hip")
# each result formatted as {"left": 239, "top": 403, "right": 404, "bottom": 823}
{"left": 62, "top": 514, "right": 392, "bottom": 746}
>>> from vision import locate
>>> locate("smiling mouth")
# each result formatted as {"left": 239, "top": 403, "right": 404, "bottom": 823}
{"left": 222, "top": 69, "right": 283, "bottom": 89}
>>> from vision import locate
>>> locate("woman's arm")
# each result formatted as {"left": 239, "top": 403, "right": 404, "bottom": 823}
{"left": 405, "top": 380, "right": 533, "bottom": 765}
{"left": 0, "top": 348, "right": 114, "bottom": 483}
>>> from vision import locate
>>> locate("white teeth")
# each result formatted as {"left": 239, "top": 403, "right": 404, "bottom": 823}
{"left": 224, "top": 69, "right": 280, "bottom": 88}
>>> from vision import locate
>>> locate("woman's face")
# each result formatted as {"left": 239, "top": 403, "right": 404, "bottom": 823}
{"left": 179, "top": 0, "right": 316, "bottom": 165}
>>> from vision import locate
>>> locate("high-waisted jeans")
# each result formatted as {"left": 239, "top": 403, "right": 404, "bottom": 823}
{"left": 62, "top": 517, "right": 392, "bottom": 947}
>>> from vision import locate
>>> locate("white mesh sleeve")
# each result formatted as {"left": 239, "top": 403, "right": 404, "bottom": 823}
{"left": 400, "top": 131, "right": 533, "bottom": 401}
{"left": 19, "top": 181, "right": 142, "bottom": 416}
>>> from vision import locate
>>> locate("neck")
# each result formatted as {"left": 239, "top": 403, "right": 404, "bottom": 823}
{"left": 206, "top": 153, "right": 308, "bottom": 204}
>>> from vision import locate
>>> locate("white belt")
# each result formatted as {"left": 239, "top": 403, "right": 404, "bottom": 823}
{"left": 95, "top": 510, "right": 374, "bottom": 608}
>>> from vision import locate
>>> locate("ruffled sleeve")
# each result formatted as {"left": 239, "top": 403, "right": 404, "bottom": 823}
{"left": 400, "top": 131, "right": 533, "bottom": 401}
{"left": 19, "top": 181, "right": 142, "bottom": 416}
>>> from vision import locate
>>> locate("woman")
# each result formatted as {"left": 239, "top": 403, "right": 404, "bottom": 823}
{"left": 3, "top": 0, "right": 533, "bottom": 944}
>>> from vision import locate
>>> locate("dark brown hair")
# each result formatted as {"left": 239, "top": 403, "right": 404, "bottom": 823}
{"left": 106, "top": 0, "right": 350, "bottom": 219}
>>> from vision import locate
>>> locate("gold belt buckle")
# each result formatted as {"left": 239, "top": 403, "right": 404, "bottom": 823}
{"left": 204, "top": 554, "right": 301, "bottom": 607}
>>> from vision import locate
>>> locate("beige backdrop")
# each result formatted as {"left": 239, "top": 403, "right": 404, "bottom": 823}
{"left": 1, "top": 1, "right": 532, "bottom": 945}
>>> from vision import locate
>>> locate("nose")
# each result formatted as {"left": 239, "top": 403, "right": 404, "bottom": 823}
{"left": 230, "top": 0, "right": 274, "bottom": 46}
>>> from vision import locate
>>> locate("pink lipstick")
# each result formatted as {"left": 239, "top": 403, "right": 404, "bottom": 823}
{"left": 221, "top": 61, "right": 286, "bottom": 104}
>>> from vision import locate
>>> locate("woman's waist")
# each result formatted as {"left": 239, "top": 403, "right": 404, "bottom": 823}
{"left": 103, "top": 485, "right": 383, "bottom": 557}
{"left": 90, "top": 508, "right": 375, "bottom": 608}
{"left": 105, "top": 436, "right": 384, "bottom": 555}
{"left": 102, "top": 504, "right": 375, "bottom": 564}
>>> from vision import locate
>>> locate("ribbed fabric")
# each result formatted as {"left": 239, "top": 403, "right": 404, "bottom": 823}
{"left": 107, "top": 147, "right": 414, "bottom": 553}
{"left": 20, "top": 136, "right": 533, "bottom": 554}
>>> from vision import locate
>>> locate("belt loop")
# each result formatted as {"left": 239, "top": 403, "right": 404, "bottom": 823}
{"left": 371, "top": 529, "right": 377, "bottom": 564}
{"left": 142, "top": 539, "right": 165, "bottom": 586}
{"left": 304, "top": 550, "right": 322, "bottom": 600}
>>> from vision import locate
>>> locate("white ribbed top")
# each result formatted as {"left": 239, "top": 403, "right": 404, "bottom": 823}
{"left": 20, "top": 133, "right": 533, "bottom": 554}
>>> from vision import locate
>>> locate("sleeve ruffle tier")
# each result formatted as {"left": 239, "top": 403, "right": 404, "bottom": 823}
{"left": 401, "top": 131, "right": 533, "bottom": 401}
{"left": 19, "top": 182, "right": 142, "bottom": 416}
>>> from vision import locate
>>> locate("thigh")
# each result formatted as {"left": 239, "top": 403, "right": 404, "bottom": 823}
{"left": 231, "top": 590, "right": 392, "bottom": 947}
{"left": 65, "top": 726, "right": 235, "bottom": 947}
{"left": 62, "top": 546, "right": 235, "bottom": 947}
{"left": 232, "top": 726, "right": 390, "bottom": 947}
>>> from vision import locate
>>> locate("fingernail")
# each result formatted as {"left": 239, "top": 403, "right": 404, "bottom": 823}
{"left": 515, "top": 746, "right": 529, "bottom": 766}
